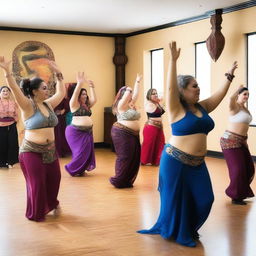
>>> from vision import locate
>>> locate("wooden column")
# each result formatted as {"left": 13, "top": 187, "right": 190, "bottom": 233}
{"left": 113, "top": 36, "right": 128, "bottom": 93}
{"left": 104, "top": 37, "right": 128, "bottom": 149}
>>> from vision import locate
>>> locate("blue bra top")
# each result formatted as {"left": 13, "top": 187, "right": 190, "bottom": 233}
{"left": 117, "top": 109, "right": 141, "bottom": 121}
{"left": 171, "top": 104, "right": 215, "bottom": 136}
{"left": 24, "top": 102, "right": 58, "bottom": 130}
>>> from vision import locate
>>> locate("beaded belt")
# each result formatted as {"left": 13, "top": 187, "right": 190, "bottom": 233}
{"left": 113, "top": 122, "right": 139, "bottom": 136}
{"left": 165, "top": 144, "right": 205, "bottom": 166}
{"left": 146, "top": 119, "right": 163, "bottom": 128}
{"left": 220, "top": 130, "right": 247, "bottom": 150}
{"left": 20, "top": 139, "right": 56, "bottom": 164}
{"left": 72, "top": 124, "right": 93, "bottom": 133}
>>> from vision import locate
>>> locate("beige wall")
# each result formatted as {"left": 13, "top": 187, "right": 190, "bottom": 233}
{"left": 126, "top": 7, "right": 256, "bottom": 154}
{"left": 0, "top": 31, "right": 115, "bottom": 143}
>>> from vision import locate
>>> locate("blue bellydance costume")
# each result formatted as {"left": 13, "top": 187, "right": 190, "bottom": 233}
{"left": 138, "top": 104, "right": 215, "bottom": 247}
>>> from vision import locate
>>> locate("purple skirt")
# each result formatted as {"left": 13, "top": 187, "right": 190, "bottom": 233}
{"left": 110, "top": 123, "right": 141, "bottom": 188}
{"left": 65, "top": 125, "right": 96, "bottom": 176}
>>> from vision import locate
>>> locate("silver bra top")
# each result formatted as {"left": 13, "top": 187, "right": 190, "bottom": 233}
{"left": 116, "top": 109, "right": 141, "bottom": 121}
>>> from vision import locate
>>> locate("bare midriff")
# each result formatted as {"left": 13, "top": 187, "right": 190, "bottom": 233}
{"left": 169, "top": 133, "right": 207, "bottom": 156}
{"left": 72, "top": 116, "right": 93, "bottom": 127}
{"left": 227, "top": 122, "right": 249, "bottom": 137}
{"left": 118, "top": 120, "right": 140, "bottom": 132}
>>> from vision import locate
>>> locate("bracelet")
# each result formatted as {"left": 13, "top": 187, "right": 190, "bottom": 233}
{"left": 56, "top": 72, "right": 64, "bottom": 81}
{"left": 89, "top": 85, "right": 95, "bottom": 88}
{"left": 225, "top": 73, "right": 235, "bottom": 82}
{"left": 5, "top": 73, "right": 13, "bottom": 78}
{"left": 126, "top": 89, "right": 132, "bottom": 93}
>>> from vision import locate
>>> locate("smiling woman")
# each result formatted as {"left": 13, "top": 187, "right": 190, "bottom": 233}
{"left": 0, "top": 55, "right": 65, "bottom": 222}
{"left": 0, "top": 86, "right": 19, "bottom": 168}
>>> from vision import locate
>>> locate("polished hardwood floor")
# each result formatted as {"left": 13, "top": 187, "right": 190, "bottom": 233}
{"left": 0, "top": 148, "right": 255, "bottom": 256}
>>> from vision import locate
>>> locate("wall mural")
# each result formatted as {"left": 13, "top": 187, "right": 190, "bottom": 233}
{"left": 12, "top": 41, "right": 56, "bottom": 96}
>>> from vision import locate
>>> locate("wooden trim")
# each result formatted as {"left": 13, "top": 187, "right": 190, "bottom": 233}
{"left": 126, "top": 1, "right": 256, "bottom": 37}
{"left": 0, "top": 1, "right": 255, "bottom": 38}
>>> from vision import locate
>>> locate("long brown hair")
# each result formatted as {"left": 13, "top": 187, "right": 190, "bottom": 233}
{"left": 112, "top": 86, "right": 127, "bottom": 115}
{"left": 79, "top": 88, "right": 90, "bottom": 110}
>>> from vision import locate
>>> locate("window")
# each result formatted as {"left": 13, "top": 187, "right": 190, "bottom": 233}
{"left": 195, "top": 42, "right": 211, "bottom": 101}
{"left": 247, "top": 33, "right": 256, "bottom": 125}
{"left": 151, "top": 48, "right": 164, "bottom": 97}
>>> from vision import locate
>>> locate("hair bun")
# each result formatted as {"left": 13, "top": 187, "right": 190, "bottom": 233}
{"left": 20, "top": 78, "right": 31, "bottom": 96}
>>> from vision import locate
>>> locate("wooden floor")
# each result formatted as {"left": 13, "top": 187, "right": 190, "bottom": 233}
{"left": 0, "top": 148, "right": 256, "bottom": 256}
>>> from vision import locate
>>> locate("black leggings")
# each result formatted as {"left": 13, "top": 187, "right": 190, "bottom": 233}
{"left": 0, "top": 123, "right": 19, "bottom": 167}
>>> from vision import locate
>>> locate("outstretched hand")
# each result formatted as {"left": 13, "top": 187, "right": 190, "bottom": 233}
{"left": 169, "top": 41, "right": 181, "bottom": 61}
{"left": 76, "top": 71, "right": 87, "bottom": 84}
{"left": 136, "top": 73, "right": 142, "bottom": 83}
{"left": 228, "top": 61, "right": 238, "bottom": 75}
{"left": 0, "top": 56, "right": 11, "bottom": 71}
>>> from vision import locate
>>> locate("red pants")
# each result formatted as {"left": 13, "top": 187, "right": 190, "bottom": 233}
{"left": 141, "top": 124, "right": 165, "bottom": 165}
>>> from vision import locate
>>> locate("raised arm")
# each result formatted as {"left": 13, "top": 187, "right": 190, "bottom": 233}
{"left": 45, "top": 61, "right": 65, "bottom": 109}
{"left": 0, "top": 56, "right": 30, "bottom": 110}
{"left": 88, "top": 80, "right": 97, "bottom": 107}
{"left": 199, "top": 61, "right": 238, "bottom": 113}
{"left": 69, "top": 72, "right": 86, "bottom": 112}
{"left": 131, "top": 74, "right": 142, "bottom": 104}
{"left": 166, "top": 42, "right": 183, "bottom": 119}
{"left": 229, "top": 85, "right": 244, "bottom": 114}
{"left": 118, "top": 86, "right": 133, "bottom": 111}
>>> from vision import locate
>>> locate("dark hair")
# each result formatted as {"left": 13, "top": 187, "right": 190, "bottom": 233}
{"left": 0, "top": 86, "right": 11, "bottom": 93}
{"left": 66, "top": 83, "right": 77, "bottom": 99}
{"left": 78, "top": 88, "right": 90, "bottom": 109}
{"left": 20, "top": 77, "right": 44, "bottom": 97}
{"left": 177, "top": 75, "right": 195, "bottom": 109}
{"left": 238, "top": 87, "right": 248, "bottom": 95}
{"left": 146, "top": 88, "right": 157, "bottom": 101}
{"left": 112, "top": 86, "right": 127, "bottom": 115}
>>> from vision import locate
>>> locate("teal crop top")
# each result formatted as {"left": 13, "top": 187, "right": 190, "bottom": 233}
{"left": 171, "top": 104, "right": 214, "bottom": 136}
{"left": 117, "top": 109, "right": 141, "bottom": 121}
{"left": 24, "top": 102, "right": 58, "bottom": 130}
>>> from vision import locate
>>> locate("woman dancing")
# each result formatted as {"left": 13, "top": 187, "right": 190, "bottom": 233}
{"left": 110, "top": 74, "right": 142, "bottom": 188}
{"left": 138, "top": 42, "right": 237, "bottom": 247}
{"left": 220, "top": 86, "right": 254, "bottom": 205}
{"left": 65, "top": 72, "right": 97, "bottom": 176}
{"left": 0, "top": 56, "right": 65, "bottom": 221}
{"left": 141, "top": 88, "right": 165, "bottom": 166}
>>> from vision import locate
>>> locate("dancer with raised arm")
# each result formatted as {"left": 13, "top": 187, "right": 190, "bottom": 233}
{"left": 141, "top": 88, "right": 165, "bottom": 166}
{"left": 110, "top": 74, "right": 142, "bottom": 188}
{"left": 138, "top": 42, "right": 237, "bottom": 247}
{"left": 65, "top": 72, "right": 97, "bottom": 176}
{"left": 220, "top": 86, "right": 254, "bottom": 205}
{"left": 0, "top": 56, "right": 65, "bottom": 221}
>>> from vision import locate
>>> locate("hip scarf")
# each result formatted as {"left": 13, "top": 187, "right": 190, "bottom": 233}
{"left": 71, "top": 124, "right": 93, "bottom": 133}
{"left": 112, "top": 122, "right": 139, "bottom": 136}
{"left": 165, "top": 144, "right": 205, "bottom": 166}
{"left": 146, "top": 119, "right": 163, "bottom": 129}
{"left": 20, "top": 139, "right": 56, "bottom": 164}
{"left": 220, "top": 130, "right": 247, "bottom": 150}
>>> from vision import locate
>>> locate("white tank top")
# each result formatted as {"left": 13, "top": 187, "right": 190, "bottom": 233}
{"left": 229, "top": 110, "right": 252, "bottom": 124}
